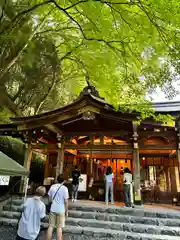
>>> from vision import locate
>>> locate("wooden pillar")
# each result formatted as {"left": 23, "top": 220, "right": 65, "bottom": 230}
{"left": 176, "top": 118, "right": 180, "bottom": 180}
{"left": 95, "top": 163, "right": 98, "bottom": 180}
{"left": 133, "top": 149, "right": 141, "bottom": 204}
{"left": 165, "top": 167, "right": 170, "bottom": 191}
{"left": 24, "top": 144, "right": 33, "bottom": 169}
{"left": 44, "top": 154, "right": 50, "bottom": 178}
{"left": 59, "top": 144, "right": 64, "bottom": 174}
{"left": 73, "top": 156, "right": 77, "bottom": 165}
{"left": 90, "top": 159, "right": 93, "bottom": 175}
{"left": 20, "top": 143, "right": 32, "bottom": 194}
{"left": 169, "top": 166, "right": 177, "bottom": 196}
{"left": 100, "top": 135, "right": 104, "bottom": 145}
{"left": 132, "top": 122, "right": 141, "bottom": 205}
{"left": 177, "top": 149, "right": 180, "bottom": 171}
{"left": 55, "top": 139, "right": 64, "bottom": 179}
{"left": 90, "top": 136, "right": 94, "bottom": 145}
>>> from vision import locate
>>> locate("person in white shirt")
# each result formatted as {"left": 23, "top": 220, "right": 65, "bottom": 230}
{"left": 16, "top": 186, "right": 46, "bottom": 240}
{"left": 46, "top": 174, "right": 69, "bottom": 240}
{"left": 105, "top": 166, "right": 114, "bottom": 205}
{"left": 123, "top": 168, "right": 133, "bottom": 207}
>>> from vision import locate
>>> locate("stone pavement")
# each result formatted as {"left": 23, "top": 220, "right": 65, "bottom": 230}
{"left": 0, "top": 226, "right": 16, "bottom": 240}
{"left": 0, "top": 226, "right": 120, "bottom": 240}
{"left": 1, "top": 198, "right": 180, "bottom": 239}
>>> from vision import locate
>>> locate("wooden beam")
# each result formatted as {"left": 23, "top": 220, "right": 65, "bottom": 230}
{"left": 139, "top": 131, "right": 175, "bottom": 137}
{"left": 64, "top": 131, "right": 129, "bottom": 137}
{"left": 31, "top": 144, "right": 57, "bottom": 150}
{"left": 31, "top": 143, "right": 132, "bottom": 151}
{"left": 45, "top": 124, "right": 63, "bottom": 134}
{"left": 64, "top": 144, "right": 132, "bottom": 150}
{"left": 140, "top": 145, "right": 176, "bottom": 150}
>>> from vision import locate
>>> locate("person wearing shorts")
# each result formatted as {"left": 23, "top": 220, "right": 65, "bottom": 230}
{"left": 16, "top": 186, "right": 46, "bottom": 240}
{"left": 46, "top": 174, "right": 69, "bottom": 240}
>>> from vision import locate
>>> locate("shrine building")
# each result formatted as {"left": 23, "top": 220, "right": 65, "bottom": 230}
{"left": 0, "top": 86, "right": 180, "bottom": 205}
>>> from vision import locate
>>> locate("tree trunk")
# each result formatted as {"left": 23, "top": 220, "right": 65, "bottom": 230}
{"left": 0, "top": 13, "right": 49, "bottom": 85}
{"left": 0, "top": 86, "right": 22, "bottom": 116}
{"left": 35, "top": 73, "right": 57, "bottom": 114}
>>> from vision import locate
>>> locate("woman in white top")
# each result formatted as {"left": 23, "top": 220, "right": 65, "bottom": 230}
{"left": 105, "top": 166, "right": 114, "bottom": 205}
{"left": 123, "top": 168, "right": 133, "bottom": 207}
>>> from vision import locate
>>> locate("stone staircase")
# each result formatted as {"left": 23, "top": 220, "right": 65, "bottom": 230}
{"left": 1, "top": 199, "right": 180, "bottom": 239}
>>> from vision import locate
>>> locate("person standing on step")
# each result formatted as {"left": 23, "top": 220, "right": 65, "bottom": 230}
{"left": 46, "top": 174, "right": 69, "bottom": 240}
{"left": 16, "top": 186, "right": 46, "bottom": 240}
{"left": 71, "top": 165, "right": 81, "bottom": 202}
{"left": 105, "top": 166, "right": 114, "bottom": 205}
{"left": 123, "top": 168, "right": 133, "bottom": 207}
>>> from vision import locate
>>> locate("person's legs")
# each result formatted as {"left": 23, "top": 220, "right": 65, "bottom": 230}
{"left": 110, "top": 182, "right": 114, "bottom": 204}
{"left": 57, "top": 228, "right": 62, "bottom": 240}
{"left": 123, "top": 184, "right": 129, "bottom": 207}
{"left": 105, "top": 182, "right": 109, "bottom": 204}
{"left": 74, "top": 184, "right": 79, "bottom": 200}
{"left": 56, "top": 213, "right": 65, "bottom": 240}
{"left": 127, "top": 184, "right": 131, "bottom": 207}
{"left": 46, "top": 212, "right": 55, "bottom": 240}
{"left": 46, "top": 226, "right": 53, "bottom": 240}
{"left": 72, "top": 184, "right": 75, "bottom": 201}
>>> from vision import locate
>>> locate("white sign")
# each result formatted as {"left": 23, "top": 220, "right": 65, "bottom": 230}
{"left": 0, "top": 176, "right": 10, "bottom": 186}
{"left": 78, "top": 174, "right": 87, "bottom": 192}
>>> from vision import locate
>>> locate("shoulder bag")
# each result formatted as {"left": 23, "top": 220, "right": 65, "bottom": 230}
{"left": 46, "top": 184, "right": 63, "bottom": 214}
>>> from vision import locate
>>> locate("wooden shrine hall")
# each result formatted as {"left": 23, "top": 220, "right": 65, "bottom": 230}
{"left": 0, "top": 86, "right": 180, "bottom": 204}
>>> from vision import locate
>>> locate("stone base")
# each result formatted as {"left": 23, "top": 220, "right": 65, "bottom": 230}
{"left": 134, "top": 200, "right": 142, "bottom": 205}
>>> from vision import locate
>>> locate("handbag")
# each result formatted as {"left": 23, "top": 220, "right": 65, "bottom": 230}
{"left": 46, "top": 184, "right": 63, "bottom": 214}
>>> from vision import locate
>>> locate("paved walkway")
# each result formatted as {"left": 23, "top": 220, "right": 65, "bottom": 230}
{"left": 66, "top": 199, "right": 180, "bottom": 213}
{"left": 1, "top": 197, "right": 180, "bottom": 240}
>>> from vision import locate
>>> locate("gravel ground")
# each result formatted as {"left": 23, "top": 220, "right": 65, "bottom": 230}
{"left": 0, "top": 226, "right": 17, "bottom": 240}
{"left": 0, "top": 226, "right": 117, "bottom": 240}
{"left": 0, "top": 226, "right": 54, "bottom": 240}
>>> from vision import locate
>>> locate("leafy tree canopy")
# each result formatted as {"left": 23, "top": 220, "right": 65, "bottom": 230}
{"left": 0, "top": 0, "right": 180, "bottom": 121}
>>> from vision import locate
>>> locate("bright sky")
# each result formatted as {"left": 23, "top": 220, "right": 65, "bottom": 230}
{"left": 151, "top": 87, "right": 180, "bottom": 102}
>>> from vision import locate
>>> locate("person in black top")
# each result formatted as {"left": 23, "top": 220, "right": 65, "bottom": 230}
{"left": 71, "top": 165, "right": 81, "bottom": 202}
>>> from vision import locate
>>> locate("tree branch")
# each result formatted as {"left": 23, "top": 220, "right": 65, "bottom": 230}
{"left": 0, "top": 85, "right": 22, "bottom": 116}
{"left": 35, "top": 72, "right": 57, "bottom": 114}
{"left": 0, "top": 9, "right": 52, "bottom": 85}
{"left": 136, "top": 0, "right": 168, "bottom": 44}
{"left": 67, "top": 57, "right": 90, "bottom": 79}
{"left": 65, "top": 0, "right": 89, "bottom": 10}
{"left": 35, "top": 26, "right": 79, "bottom": 36}
{"left": 94, "top": 0, "right": 138, "bottom": 5}
{"left": 0, "top": 0, "right": 7, "bottom": 23}
{"left": 0, "top": 0, "right": 54, "bottom": 35}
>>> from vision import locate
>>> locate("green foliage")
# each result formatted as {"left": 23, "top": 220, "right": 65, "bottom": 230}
{"left": 0, "top": 136, "right": 24, "bottom": 165}
{"left": 0, "top": 108, "right": 14, "bottom": 123}
{"left": 0, "top": 136, "right": 45, "bottom": 183}
{"left": 0, "top": 0, "right": 180, "bottom": 118}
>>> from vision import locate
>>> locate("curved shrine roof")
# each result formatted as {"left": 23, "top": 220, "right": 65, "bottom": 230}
{"left": 152, "top": 101, "right": 180, "bottom": 114}
{"left": 10, "top": 85, "right": 138, "bottom": 124}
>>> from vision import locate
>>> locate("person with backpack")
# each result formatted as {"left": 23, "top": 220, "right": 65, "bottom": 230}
{"left": 16, "top": 186, "right": 46, "bottom": 240}
{"left": 71, "top": 165, "right": 81, "bottom": 202}
{"left": 46, "top": 174, "right": 69, "bottom": 240}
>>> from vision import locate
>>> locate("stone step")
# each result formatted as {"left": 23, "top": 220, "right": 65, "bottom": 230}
{"left": 1, "top": 210, "right": 180, "bottom": 237}
{"left": 2, "top": 209, "right": 180, "bottom": 228}
{"left": 5, "top": 200, "right": 180, "bottom": 220}
{"left": 0, "top": 217, "right": 180, "bottom": 240}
